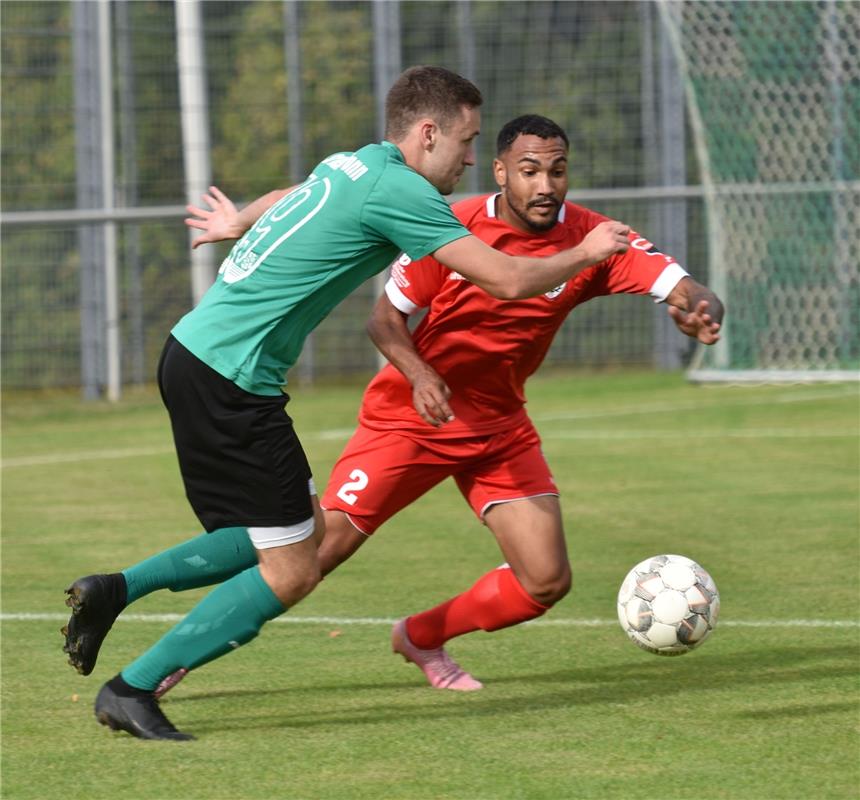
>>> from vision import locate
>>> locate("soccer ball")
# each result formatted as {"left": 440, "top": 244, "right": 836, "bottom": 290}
{"left": 616, "top": 554, "right": 720, "bottom": 656}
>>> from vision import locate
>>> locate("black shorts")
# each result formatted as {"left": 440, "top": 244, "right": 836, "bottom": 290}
{"left": 157, "top": 335, "right": 313, "bottom": 532}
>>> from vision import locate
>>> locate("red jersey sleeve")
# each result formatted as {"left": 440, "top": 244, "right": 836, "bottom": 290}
{"left": 572, "top": 225, "right": 689, "bottom": 306}
{"left": 385, "top": 251, "right": 448, "bottom": 314}
{"left": 604, "top": 231, "right": 689, "bottom": 300}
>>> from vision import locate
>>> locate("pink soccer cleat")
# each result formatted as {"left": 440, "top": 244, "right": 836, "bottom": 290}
{"left": 391, "top": 619, "right": 483, "bottom": 691}
{"left": 154, "top": 668, "right": 188, "bottom": 699}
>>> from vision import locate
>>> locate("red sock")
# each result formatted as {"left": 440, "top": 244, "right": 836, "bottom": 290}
{"left": 406, "top": 566, "right": 550, "bottom": 649}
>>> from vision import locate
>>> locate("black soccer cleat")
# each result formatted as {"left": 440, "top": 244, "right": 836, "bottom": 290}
{"left": 62, "top": 573, "right": 127, "bottom": 676}
{"left": 94, "top": 680, "right": 195, "bottom": 741}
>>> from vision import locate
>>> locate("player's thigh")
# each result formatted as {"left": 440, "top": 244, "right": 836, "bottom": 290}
{"left": 455, "top": 425, "right": 559, "bottom": 525}
{"left": 484, "top": 495, "right": 569, "bottom": 595}
{"left": 458, "top": 432, "right": 569, "bottom": 597}
{"left": 159, "top": 335, "right": 313, "bottom": 531}
{"left": 320, "top": 426, "right": 452, "bottom": 534}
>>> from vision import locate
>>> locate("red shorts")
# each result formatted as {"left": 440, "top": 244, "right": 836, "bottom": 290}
{"left": 320, "top": 420, "right": 558, "bottom": 534}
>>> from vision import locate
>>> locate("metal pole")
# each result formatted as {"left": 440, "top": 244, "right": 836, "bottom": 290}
{"left": 655, "top": 8, "right": 687, "bottom": 370}
{"left": 372, "top": 0, "right": 401, "bottom": 142}
{"left": 641, "top": 4, "right": 672, "bottom": 370}
{"left": 372, "top": 0, "right": 402, "bottom": 370}
{"left": 639, "top": 2, "right": 658, "bottom": 189}
{"left": 284, "top": 0, "right": 314, "bottom": 383}
{"left": 457, "top": 0, "right": 479, "bottom": 194}
{"left": 116, "top": 0, "right": 145, "bottom": 386}
{"left": 825, "top": 0, "right": 851, "bottom": 365}
{"left": 284, "top": 0, "right": 304, "bottom": 185}
{"left": 175, "top": 0, "right": 215, "bottom": 305}
{"left": 656, "top": 1, "right": 727, "bottom": 371}
{"left": 72, "top": 1, "right": 102, "bottom": 400}
{"left": 98, "top": 0, "right": 121, "bottom": 401}
{"left": 825, "top": 0, "right": 845, "bottom": 183}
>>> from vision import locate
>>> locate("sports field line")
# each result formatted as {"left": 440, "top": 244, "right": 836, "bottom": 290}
{"left": 532, "top": 385, "right": 858, "bottom": 423}
{"left": 1, "top": 445, "right": 175, "bottom": 468}
{"left": 2, "top": 426, "right": 856, "bottom": 468}
{"left": 2, "top": 612, "right": 857, "bottom": 628}
{"left": 3, "top": 385, "right": 856, "bottom": 468}
{"left": 548, "top": 428, "right": 855, "bottom": 440}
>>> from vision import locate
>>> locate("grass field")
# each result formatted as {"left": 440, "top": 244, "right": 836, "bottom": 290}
{"left": 2, "top": 370, "right": 858, "bottom": 800}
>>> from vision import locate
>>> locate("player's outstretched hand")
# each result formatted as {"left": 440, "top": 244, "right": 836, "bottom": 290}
{"left": 580, "top": 220, "right": 630, "bottom": 263}
{"left": 185, "top": 186, "right": 242, "bottom": 249}
{"left": 411, "top": 366, "right": 455, "bottom": 427}
{"left": 668, "top": 300, "right": 722, "bottom": 344}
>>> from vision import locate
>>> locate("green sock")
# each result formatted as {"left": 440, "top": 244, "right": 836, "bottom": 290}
{"left": 121, "top": 565, "right": 285, "bottom": 690}
{"left": 122, "top": 527, "right": 257, "bottom": 604}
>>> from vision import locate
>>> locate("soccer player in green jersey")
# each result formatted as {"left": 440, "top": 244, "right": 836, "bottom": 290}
{"left": 61, "top": 66, "right": 631, "bottom": 741}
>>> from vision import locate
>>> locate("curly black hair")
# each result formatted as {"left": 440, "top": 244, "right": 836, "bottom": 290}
{"left": 496, "top": 115, "right": 569, "bottom": 156}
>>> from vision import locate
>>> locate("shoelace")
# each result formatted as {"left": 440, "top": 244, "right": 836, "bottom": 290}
{"left": 424, "top": 648, "right": 467, "bottom": 688}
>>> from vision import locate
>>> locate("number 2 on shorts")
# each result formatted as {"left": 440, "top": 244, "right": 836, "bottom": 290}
{"left": 336, "top": 469, "right": 369, "bottom": 506}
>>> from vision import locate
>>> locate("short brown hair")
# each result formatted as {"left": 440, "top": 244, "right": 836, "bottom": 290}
{"left": 384, "top": 66, "right": 483, "bottom": 141}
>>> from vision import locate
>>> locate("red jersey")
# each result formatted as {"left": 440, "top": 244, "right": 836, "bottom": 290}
{"left": 359, "top": 193, "right": 688, "bottom": 438}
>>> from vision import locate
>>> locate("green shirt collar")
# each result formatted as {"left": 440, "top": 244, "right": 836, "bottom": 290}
{"left": 381, "top": 140, "right": 405, "bottom": 162}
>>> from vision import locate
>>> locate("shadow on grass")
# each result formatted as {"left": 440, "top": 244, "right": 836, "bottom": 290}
{"left": 736, "top": 700, "right": 858, "bottom": 719}
{"left": 163, "top": 642, "right": 859, "bottom": 734}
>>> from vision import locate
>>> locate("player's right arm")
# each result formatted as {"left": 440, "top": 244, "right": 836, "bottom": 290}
{"left": 433, "top": 220, "right": 630, "bottom": 300}
{"left": 185, "top": 185, "right": 296, "bottom": 248}
{"left": 366, "top": 293, "right": 454, "bottom": 427}
{"left": 664, "top": 277, "right": 724, "bottom": 344}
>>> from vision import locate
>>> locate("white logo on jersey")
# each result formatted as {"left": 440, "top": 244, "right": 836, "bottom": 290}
{"left": 630, "top": 235, "right": 676, "bottom": 264}
{"left": 448, "top": 271, "right": 465, "bottom": 282}
{"left": 391, "top": 253, "right": 412, "bottom": 289}
{"left": 544, "top": 283, "right": 567, "bottom": 299}
{"left": 321, "top": 153, "right": 368, "bottom": 182}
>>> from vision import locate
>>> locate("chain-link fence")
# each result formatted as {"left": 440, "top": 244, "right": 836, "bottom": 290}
{"left": 2, "top": 1, "right": 855, "bottom": 396}
{"left": 665, "top": 1, "right": 860, "bottom": 380}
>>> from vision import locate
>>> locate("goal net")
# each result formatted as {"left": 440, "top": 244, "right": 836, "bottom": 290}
{"left": 660, "top": 1, "right": 859, "bottom": 382}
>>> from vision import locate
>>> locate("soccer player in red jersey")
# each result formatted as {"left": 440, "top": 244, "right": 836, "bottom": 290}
{"left": 316, "top": 114, "right": 723, "bottom": 690}
{"left": 155, "top": 114, "right": 722, "bottom": 698}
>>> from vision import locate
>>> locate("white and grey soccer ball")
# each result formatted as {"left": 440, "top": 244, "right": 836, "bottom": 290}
{"left": 617, "top": 554, "right": 720, "bottom": 656}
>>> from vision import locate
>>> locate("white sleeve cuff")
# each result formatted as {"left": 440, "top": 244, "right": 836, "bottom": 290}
{"left": 650, "top": 262, "right": 690, "bottom": 303}
{"left": 384, "top": 278, "right": 421, "bottom": 315}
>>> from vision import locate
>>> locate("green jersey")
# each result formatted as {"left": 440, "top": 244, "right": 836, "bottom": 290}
{"left": 171, "top": 141, "right": 470, "bottom": 395}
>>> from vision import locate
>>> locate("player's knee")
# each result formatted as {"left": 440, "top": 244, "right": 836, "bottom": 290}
{"left": 261, "top": 560, "right": 321, "bottom": 606}
{"left": 252, "top": 518, "right": 322, "bottom": 604}
{"left": 524, "top": 564, "right": 571, "bottom": 607}
{"left": 281, "top": 574, "right": 321, "bottom": 606}
{"left": 289, "top": 566, "right": 322, "bottom": 599}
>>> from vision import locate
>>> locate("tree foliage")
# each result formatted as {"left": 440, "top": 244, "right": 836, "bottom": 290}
{"left": 3, "top": 1, "right": 661, "bottom": 390}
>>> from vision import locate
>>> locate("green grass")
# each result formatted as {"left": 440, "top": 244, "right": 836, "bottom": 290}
{"left": 2, "top": 370, "right": 859, "bottom": 799}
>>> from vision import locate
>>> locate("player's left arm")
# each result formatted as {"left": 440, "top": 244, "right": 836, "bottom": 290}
{"left": 366, "top": 293, "right": 454, "bottom": 427}
{"left": 664, "top": 277, "right": 725, "bottom": 345}
{"left": 185, "top": 185, "right": 296, "bottom": 249}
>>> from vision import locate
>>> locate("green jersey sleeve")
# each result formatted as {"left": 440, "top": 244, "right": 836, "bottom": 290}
{"left": 360, "top": 162, "right": 471, "bottom": 261}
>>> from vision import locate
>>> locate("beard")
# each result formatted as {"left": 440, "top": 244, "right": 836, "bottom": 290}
{"left": 505, "top": 191, "right": 560, "bottom": 233}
